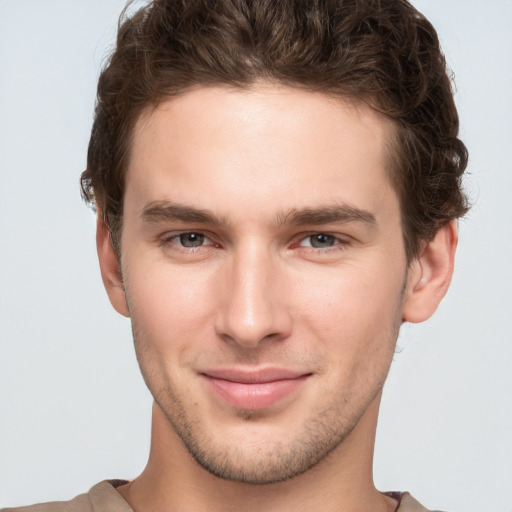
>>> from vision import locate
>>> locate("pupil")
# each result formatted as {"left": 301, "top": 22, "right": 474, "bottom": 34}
{"left": 311, "top": 234, "right": 334, "bottom": 248}
{"left": 180, "top": 233, "right": 204, "bottom": 247}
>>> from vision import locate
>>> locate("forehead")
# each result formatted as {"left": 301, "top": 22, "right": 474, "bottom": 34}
{"left": 126, "top": 85, "right": 398, "bottom": 221}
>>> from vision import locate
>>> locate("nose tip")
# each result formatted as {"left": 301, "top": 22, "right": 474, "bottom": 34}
{"left": 218, "top": 321, "right": 287, "bottom": 349}
{"left": 214, "top": 254, "right": 292, "bottom": 349}
{"left": 217, "top": 304, "right": 288, "bottom": 348}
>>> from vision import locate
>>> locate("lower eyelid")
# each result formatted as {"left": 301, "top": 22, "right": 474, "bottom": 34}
{"left": 162, "top": 232, "right": 221, "bottom": 250}
{"left": 299, "top": 234, "right": 344, "bottom": 247}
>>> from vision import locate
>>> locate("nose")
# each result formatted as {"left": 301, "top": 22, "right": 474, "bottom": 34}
{"left": 214, "top": 244, "right": 292, "bottom": 349}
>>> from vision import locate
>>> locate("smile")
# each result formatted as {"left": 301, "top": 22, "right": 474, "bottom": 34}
{"left": 200, "top": 368, "right": 312, "bottom": 410}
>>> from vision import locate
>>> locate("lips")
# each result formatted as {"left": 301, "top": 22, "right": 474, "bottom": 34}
{"left": 200, "top": 368, "right": 311, "bottom": 410}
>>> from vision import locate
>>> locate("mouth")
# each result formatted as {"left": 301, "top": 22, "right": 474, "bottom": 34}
{"left": 200, "top": 368, "right": 312, "bottom": 411}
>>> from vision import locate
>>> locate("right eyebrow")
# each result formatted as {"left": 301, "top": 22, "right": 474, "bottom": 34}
{"left": 139, "top": 201, "right": 227, "bottom": 226}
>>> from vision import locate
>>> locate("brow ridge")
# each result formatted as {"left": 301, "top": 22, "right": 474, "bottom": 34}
{"left": 139, "top": 200, "right": 377, "bottom": 228}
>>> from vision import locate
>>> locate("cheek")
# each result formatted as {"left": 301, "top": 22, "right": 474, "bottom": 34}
{"left": 293, "top": 266, "right": 403, "bottom": 404}
{"left": 124, "top": 260, "right": 217, "bottom": 354}
{"left": 291, "top": 261, "right": 404, "bottom": 356}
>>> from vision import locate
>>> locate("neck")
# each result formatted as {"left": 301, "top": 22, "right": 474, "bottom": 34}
{"left": 117, "top": 393, "right": 396, "bottom": 512}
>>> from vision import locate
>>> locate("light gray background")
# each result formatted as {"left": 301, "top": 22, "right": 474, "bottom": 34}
{"left": 0, "top": 1, "right": 511, "bottom": 510}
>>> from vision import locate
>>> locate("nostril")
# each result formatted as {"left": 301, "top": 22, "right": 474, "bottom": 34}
{"left": 215, "top": 315, "right": 292, "bottom": 349}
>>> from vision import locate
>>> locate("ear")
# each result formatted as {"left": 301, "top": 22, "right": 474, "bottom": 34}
{"left": 402, "top": 220, "right": 458, "bottom": 323}
{"left": 96, "top": 214, "right": 130, "bottom": 317}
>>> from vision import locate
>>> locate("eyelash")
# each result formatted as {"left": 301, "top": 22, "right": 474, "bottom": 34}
{"left": 160, "top": 232, "right": 217, "bottom": 251}
{"left": 159, "top": 231, "right": 349, "bottom": 253}
{"left": 297, "top": 233, "right": 347, "bottom": 251}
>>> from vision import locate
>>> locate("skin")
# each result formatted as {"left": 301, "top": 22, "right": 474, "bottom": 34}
{"left": 97, "top": 85, "right": 457, "bottom": 512}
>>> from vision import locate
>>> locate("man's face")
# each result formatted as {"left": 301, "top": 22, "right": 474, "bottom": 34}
{"left": 118, "top": 85, "right": 411, "bottom": 483}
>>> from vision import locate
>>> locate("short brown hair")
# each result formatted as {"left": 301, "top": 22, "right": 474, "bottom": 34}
{"left": 81, "top": 0, "right": 468, "bottom": 261}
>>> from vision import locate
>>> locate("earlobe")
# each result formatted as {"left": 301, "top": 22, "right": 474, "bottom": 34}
{"left": 96, "top": 214, "right": 130, "bottom": 317}
{"left": 402, "top": 220, "right": 458, "bottom": 324}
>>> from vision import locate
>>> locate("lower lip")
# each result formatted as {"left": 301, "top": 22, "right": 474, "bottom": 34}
{"left": 203, "top": 375, "right": 310, "bottom": 410}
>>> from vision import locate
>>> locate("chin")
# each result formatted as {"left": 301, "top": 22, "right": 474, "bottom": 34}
{"left": 155, "top": 389, "right": 364, "bottom": 485}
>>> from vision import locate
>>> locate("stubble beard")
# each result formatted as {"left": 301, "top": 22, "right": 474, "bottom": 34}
{"left": 126, "top": 274, "right": 406, "bottom": 485}
{"left": 131, "top": 327, "right": 401, "bottom": 486}
{"left": 155, "top": 384, "right": 367, "bottom": 485}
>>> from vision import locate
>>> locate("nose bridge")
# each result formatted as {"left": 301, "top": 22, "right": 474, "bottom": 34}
{"left": 215, "top": 240, "right": 290, "bottom": 347}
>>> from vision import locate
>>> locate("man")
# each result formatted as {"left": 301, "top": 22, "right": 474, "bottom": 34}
{"left": 2, "top": 0, "right": 468, "bottom": 510}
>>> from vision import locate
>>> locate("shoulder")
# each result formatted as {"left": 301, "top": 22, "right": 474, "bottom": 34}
{"left": 397, "top": 492, "right": 449, "bottom": 512}
{"left": 0, "top": 492, "right": 93, "bottom": 512}
{"left": 0, "top": 481, "right": 132, "bottom": 512}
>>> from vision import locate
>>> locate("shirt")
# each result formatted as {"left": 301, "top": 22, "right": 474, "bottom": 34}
{"left": 0, "top": 480, "right": 444, "bottom": 511}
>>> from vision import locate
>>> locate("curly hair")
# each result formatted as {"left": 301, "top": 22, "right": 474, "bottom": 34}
{"left": 81, "top": 0, "right": 468, "bottom": 261}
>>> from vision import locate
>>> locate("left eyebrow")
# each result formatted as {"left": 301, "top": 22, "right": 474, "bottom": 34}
{"left": 277, "top": 204, "right": 377, "bottom": 227}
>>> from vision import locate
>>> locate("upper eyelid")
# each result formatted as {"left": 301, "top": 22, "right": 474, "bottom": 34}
{"left": 295, "top": 231, "right": 350, "bottom": 242}
{"left": 301, "top": 234, "right": 341, "bottom": 241}
{"left": 159, "top": 231, "right": 214, "bottom": 246}
{"left": 161, "top": 230, "right": 211, "bottom": 239}
{"left": 298, "top": 238, "right": 347, "bottom": 250}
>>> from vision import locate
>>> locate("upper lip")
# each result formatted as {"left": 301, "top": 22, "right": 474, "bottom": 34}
{"left": 200, "top": 368, "right": 311, "bottom": 384}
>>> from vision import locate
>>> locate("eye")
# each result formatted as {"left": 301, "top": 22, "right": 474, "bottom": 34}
{"left": 177, "top": 232, "right": 205, "bottom": 248}
{"left": 161, "top": 231, "right": 214, "bottom": 250}
{"left": 300, "top": 233, "right": 340, "bottom": 249}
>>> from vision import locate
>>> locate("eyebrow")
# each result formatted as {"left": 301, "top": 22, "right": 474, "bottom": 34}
{"left": 278, "top": 205, "right": 377, "bottom": 227}
{"left": 140, "top": 201, "right": 226, "bottom": 225}
{"left": 139, "top": 200, "right": 376, "bottom": 228}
